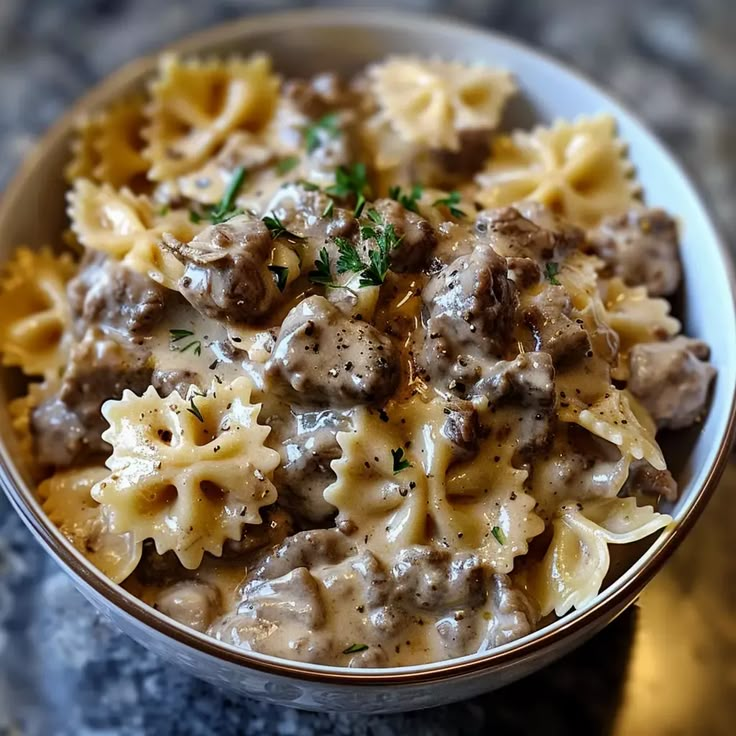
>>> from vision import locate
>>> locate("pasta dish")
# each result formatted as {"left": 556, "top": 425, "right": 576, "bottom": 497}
{"left": 0, "top": 53, "right": 716, "bottom": 667}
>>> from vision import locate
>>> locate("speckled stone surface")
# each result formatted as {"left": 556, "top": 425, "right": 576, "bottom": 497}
{"left": 1, "top": 1, "right": 735, "bottom": 734}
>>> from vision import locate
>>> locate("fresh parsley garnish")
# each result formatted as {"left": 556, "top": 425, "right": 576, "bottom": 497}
{"left": 169, "top": 329, "right": 202, "bottom": 356}
{"left": 335, "top": 237, "right": 364, "bottom": 275}
{"left": 432, "top": 190, "right": 465, "bottom": 219}
{"left": 359, "top": 222, "right": 403, "bottom": 288}
{"left": 342, "top": 643, "right": 369, "bottom": 655}
{"left": 545, "top": 261, "right": 561, "bottom": 286}
{"left": 157, "top": 204, "right": 170, "bottom": 217}
{"left": 365, "top": 207, "right": 382, "bottom": 224}
{"left": 308, "top": 247, "right": 338, "bottom": 288}
{"left": 305, "top": 112, "right": 340, "bottom": 154}
{"left": 391, "top": 447, "right": 412, "bottom": 474}
{"left": 296, "top": 179, "right": 320, "bottom": 192}
{"left": 326, "top": 163, "right": 371, "bottom": 216}
{"left": 209, "top": 166, "right": 246, "bottom": 224}
{"left": 262, "top": 213, "right": 305, "bottom": 242}
{"left": 187, "top": 394, "right": 205, "bottom": 423}
{"left": 389, "top": 184, "right": 423, "bottom": 214}
{"left": 276, "top": 156, "right": 300, "bottom": 175}
{"left": 322, "top": 199, "right": 335, "bottom": 218}
{"left": 268, "top": 265, "right": 289, "bottom": 292}
{"left": 491, "top": 526, "right": 506, "bottom": 545}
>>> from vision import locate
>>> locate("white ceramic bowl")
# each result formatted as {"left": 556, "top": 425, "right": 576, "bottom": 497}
{"left": 1, "top": 9, "right": 735, "bottom": 714}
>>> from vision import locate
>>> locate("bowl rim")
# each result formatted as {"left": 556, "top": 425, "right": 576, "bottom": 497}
{"left": 2, "top": 6, "right": 736, "bottom": 686}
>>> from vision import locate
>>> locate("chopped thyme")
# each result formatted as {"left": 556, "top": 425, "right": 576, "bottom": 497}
{"left": 305, "top": 112, "right": 340, "bottom": 153}
{"left": 187, "top": 395, "right": 204, "bottom": 422}
{"left": 391, "top": 447, "right": 412, "bottom": 474}
{"left": 342, "top": 643, "right": 369, "bottom": 655}
{"left": 268, "top": 265, "right": 289, "bottom": 292}
{"left": 169, "top": 329, "right": 202, "bottom": 356}
{"left": 389, "top": 184, "right": 423, "bottom": 214}
{"left": 335, "top": 237, "right": 364, "bottom": 275}
{"left": 325, "top": 163, "right": 371, "bottom": 216}
{"left": 262, "top": 213, "right": 305, "bottom": 242}
{"left": 545, "top": 261, "right": 561, "bottom": 286}
{"left": 432, "top": 190, "right": 465, "bottom": 219}
{"left": 189, "top": 166, "right": 247, "bottom": 225}
{"left": 276, "top": 156, "right": 300, "bottom": 175}
{"left": 491, "top": 526, "right": 506, "bottom": 545}
{"left": 308, "top": 247, "right": 338, "bottom": 288}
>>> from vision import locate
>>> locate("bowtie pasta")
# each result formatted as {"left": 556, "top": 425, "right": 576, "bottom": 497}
{"left": 1, "top": 52, "right": 714, "bottom": 668}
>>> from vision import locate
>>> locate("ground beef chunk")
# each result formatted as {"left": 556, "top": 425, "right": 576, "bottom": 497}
{"left": 430, "top": 128, "right": 492, "bottom": 184}
{"left": 621, "top": 459, "right": 678, "bottom": 502}
{"left": 284, "top": 72, "right": 356, "bottom": 117}
{"left": 417, "top": 243, "right": 516, "bottom": 392}
{"left": 507, "top": 256, "right": 542, "bottom": 289}
{"left": 521, "top": 285, "right": 593, "bottom": 366}
{"left": 265, "top": 295, "right": 400, "bottom": 406}
{"left": 251, "top": 529, "right": 354, "bottom": 581}
{"left": 479, "top": 351, "right": 556, "bottom": 457}
{"left": 222, "top": 505, "right": 294, "bottom": 559}
{"left": 154, "top": 581, "right": 221, "bottom": 633}
{"left": 485, "top": 573, "right": 538, "bottom": 649}
{"left": 392, "top": 547, "right": 486, "bottom": 611}
{"left": 151, "top": 368, "right": 202, "bottom": 398}
{"left": 161, "top": 215, "right": 280, "bottom": 324}
{"left": 31, "top": 329, "right": 152, "bottom": 467}
{"left": 441, "top": 400, "right": 480, "bottom": 464}
{"left": 272, "top": 412, "right": 343, "bottom": 524}
{"left": 589, "top": 208, "right": 681, "bottom": 296}
{"left": 628, "top": 336, "right": 715, "bottom": 429}
{"left": 325, "top": 208, "right": 360, "bottom": 239}
{"left": 476, "top": 204, "right": 583, "bottom": 263}
{"left": 68, "top": 251, "right": 168, "bottom": 337}
{"left": 372, "top": 198, "right": 437, "bottom": 272}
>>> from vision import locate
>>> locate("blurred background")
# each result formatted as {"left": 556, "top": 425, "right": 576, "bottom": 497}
{"left": 0, "top": 1, "right": 734, "bottom": 734}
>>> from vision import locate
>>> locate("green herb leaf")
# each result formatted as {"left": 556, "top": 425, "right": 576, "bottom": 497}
{"left": 296, "top": 179, "right": 320, "bottom": 192}
{"left": 342, "top": 643, "right": 369, "bottom": 655}
{"left": 169, "top": 329, "right": 202, "bottom": 356}
{"left": 491, "top": 526, "right": 506, "bottom": 545}
{"left": 263, "top": 213, "right": 305, "bottom": 242}
{"left": 391, "top": 447, "right": 412, "bottom": 474}
{"left": 389, "top": 184, "right": 423, "bottom": 214}
{"left": 208, "top": 166, "right": 247, "bottom": 224}
{"left": 276, "top": 156, "right": 300, "bottom": 175}
{"left": 325, "top": 163, "right": 371, "bottom": 216}
{"left": 335, "top": 237, "right": 365, "bottom": 274}
{"left": 365, "top": 207, "right": 382, "bottom": 224}
{"left": 322, "top": 199, "right": 335, "bottom": 218}
{"left": 305, "top": 112, "right": 340, "bottom": 154}
{"left": 359, "top": 223, "right": 403, "bottom": 288}
{"left": 432, "top": 190, "right": 466, "bottom": 219}
{"left": 158, "top": 204, "right": 170, "bottom": 217}
{"left": 169, "top": 329, "right": 194, "bottom": 342}
{"left": 308, "top": 247, "right": 338, "bottom": 288}
{"left": 187, "top": 395, "right": 205, "bottom": 422}
{"left": 189, "top": 210, "right": 202, "bottom": 224}
{"left": 268, "top": 265, "right": 289, "bottom": 292}
{"left": 545, "top": 261, "right": 561, "bottom": 286}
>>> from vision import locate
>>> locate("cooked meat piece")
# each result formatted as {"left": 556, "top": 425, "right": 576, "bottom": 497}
{"left": 430, "top": 128, "right": 492, "bottom": 183}
{"left": 325, "top": 208, "right": 360, "bottom": 239}
{"left": 133, "top": 545, "right": 184, "bottom": 586}
{"left": 621, "top": 459, "right": 678, "bottom": 502}
{"left": 476, "top": 205, "right": 583, "bottom": 263}
{"left": 589, "top": 208, "right": 681, "bottom": 296}
{"left": 273, "top": 412, "right": 343, "bottom": 524}
{"left": 372, "top": 198, "right": 437, "bottom": 272}
{"left": 151, "top": 368, "right": 202, "bottom": 398}
{"left": 221, "top": 505, "right": 294, "bottom": 559}
{"left": 265, "top": 296, "right": 400, "bottom": 406}
{"left": 521, "top": 286, "right": 592, "bottom": 366}
{"left": 485, "top": 573, "right": 538, "bottom": 648}
{"left": 392, "top": 547, "right": 486, "bottom": 611}
{"left": 478, "top": 351, "right": 556, "bottom": 457}
{"left": 31, "top": 329, "right": 152, "bottom": 467}
{"left": 251, "top": 529, "right": 354, "bottom": 581}
{"left": 284, "top": 72, "right": 356, "bottom": 118}
{"left": 417, "top": 243, "right": 516, "bottom": 393}
{"left": 154, "top": 581, "right": 221, "bottom": 633}
{"left": 507, "top": 256, "right": 542, "bottom": 289}
{"left": 628, "top": 337, "right": 716, "bottom": 429}
{"left": 67, "top": 252, "right": 169, "bottom": 337}
{"left": 441, "top": 400, "right": 480, "bottom": 463}
{"left": 161, "top": 215, "right": 280, "bottom": 324}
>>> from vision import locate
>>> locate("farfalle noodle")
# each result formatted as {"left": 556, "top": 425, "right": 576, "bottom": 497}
{"left": 91, "top": 377, "right": 280, "bottom": 569}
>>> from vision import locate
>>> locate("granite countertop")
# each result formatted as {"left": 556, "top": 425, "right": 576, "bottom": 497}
{"left": 1, "top": 1, "right": 735, "bottom": 734}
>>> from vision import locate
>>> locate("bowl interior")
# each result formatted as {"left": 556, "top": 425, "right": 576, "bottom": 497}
{"left": 1, "top": 9, "right": 734, "bottom": 678}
